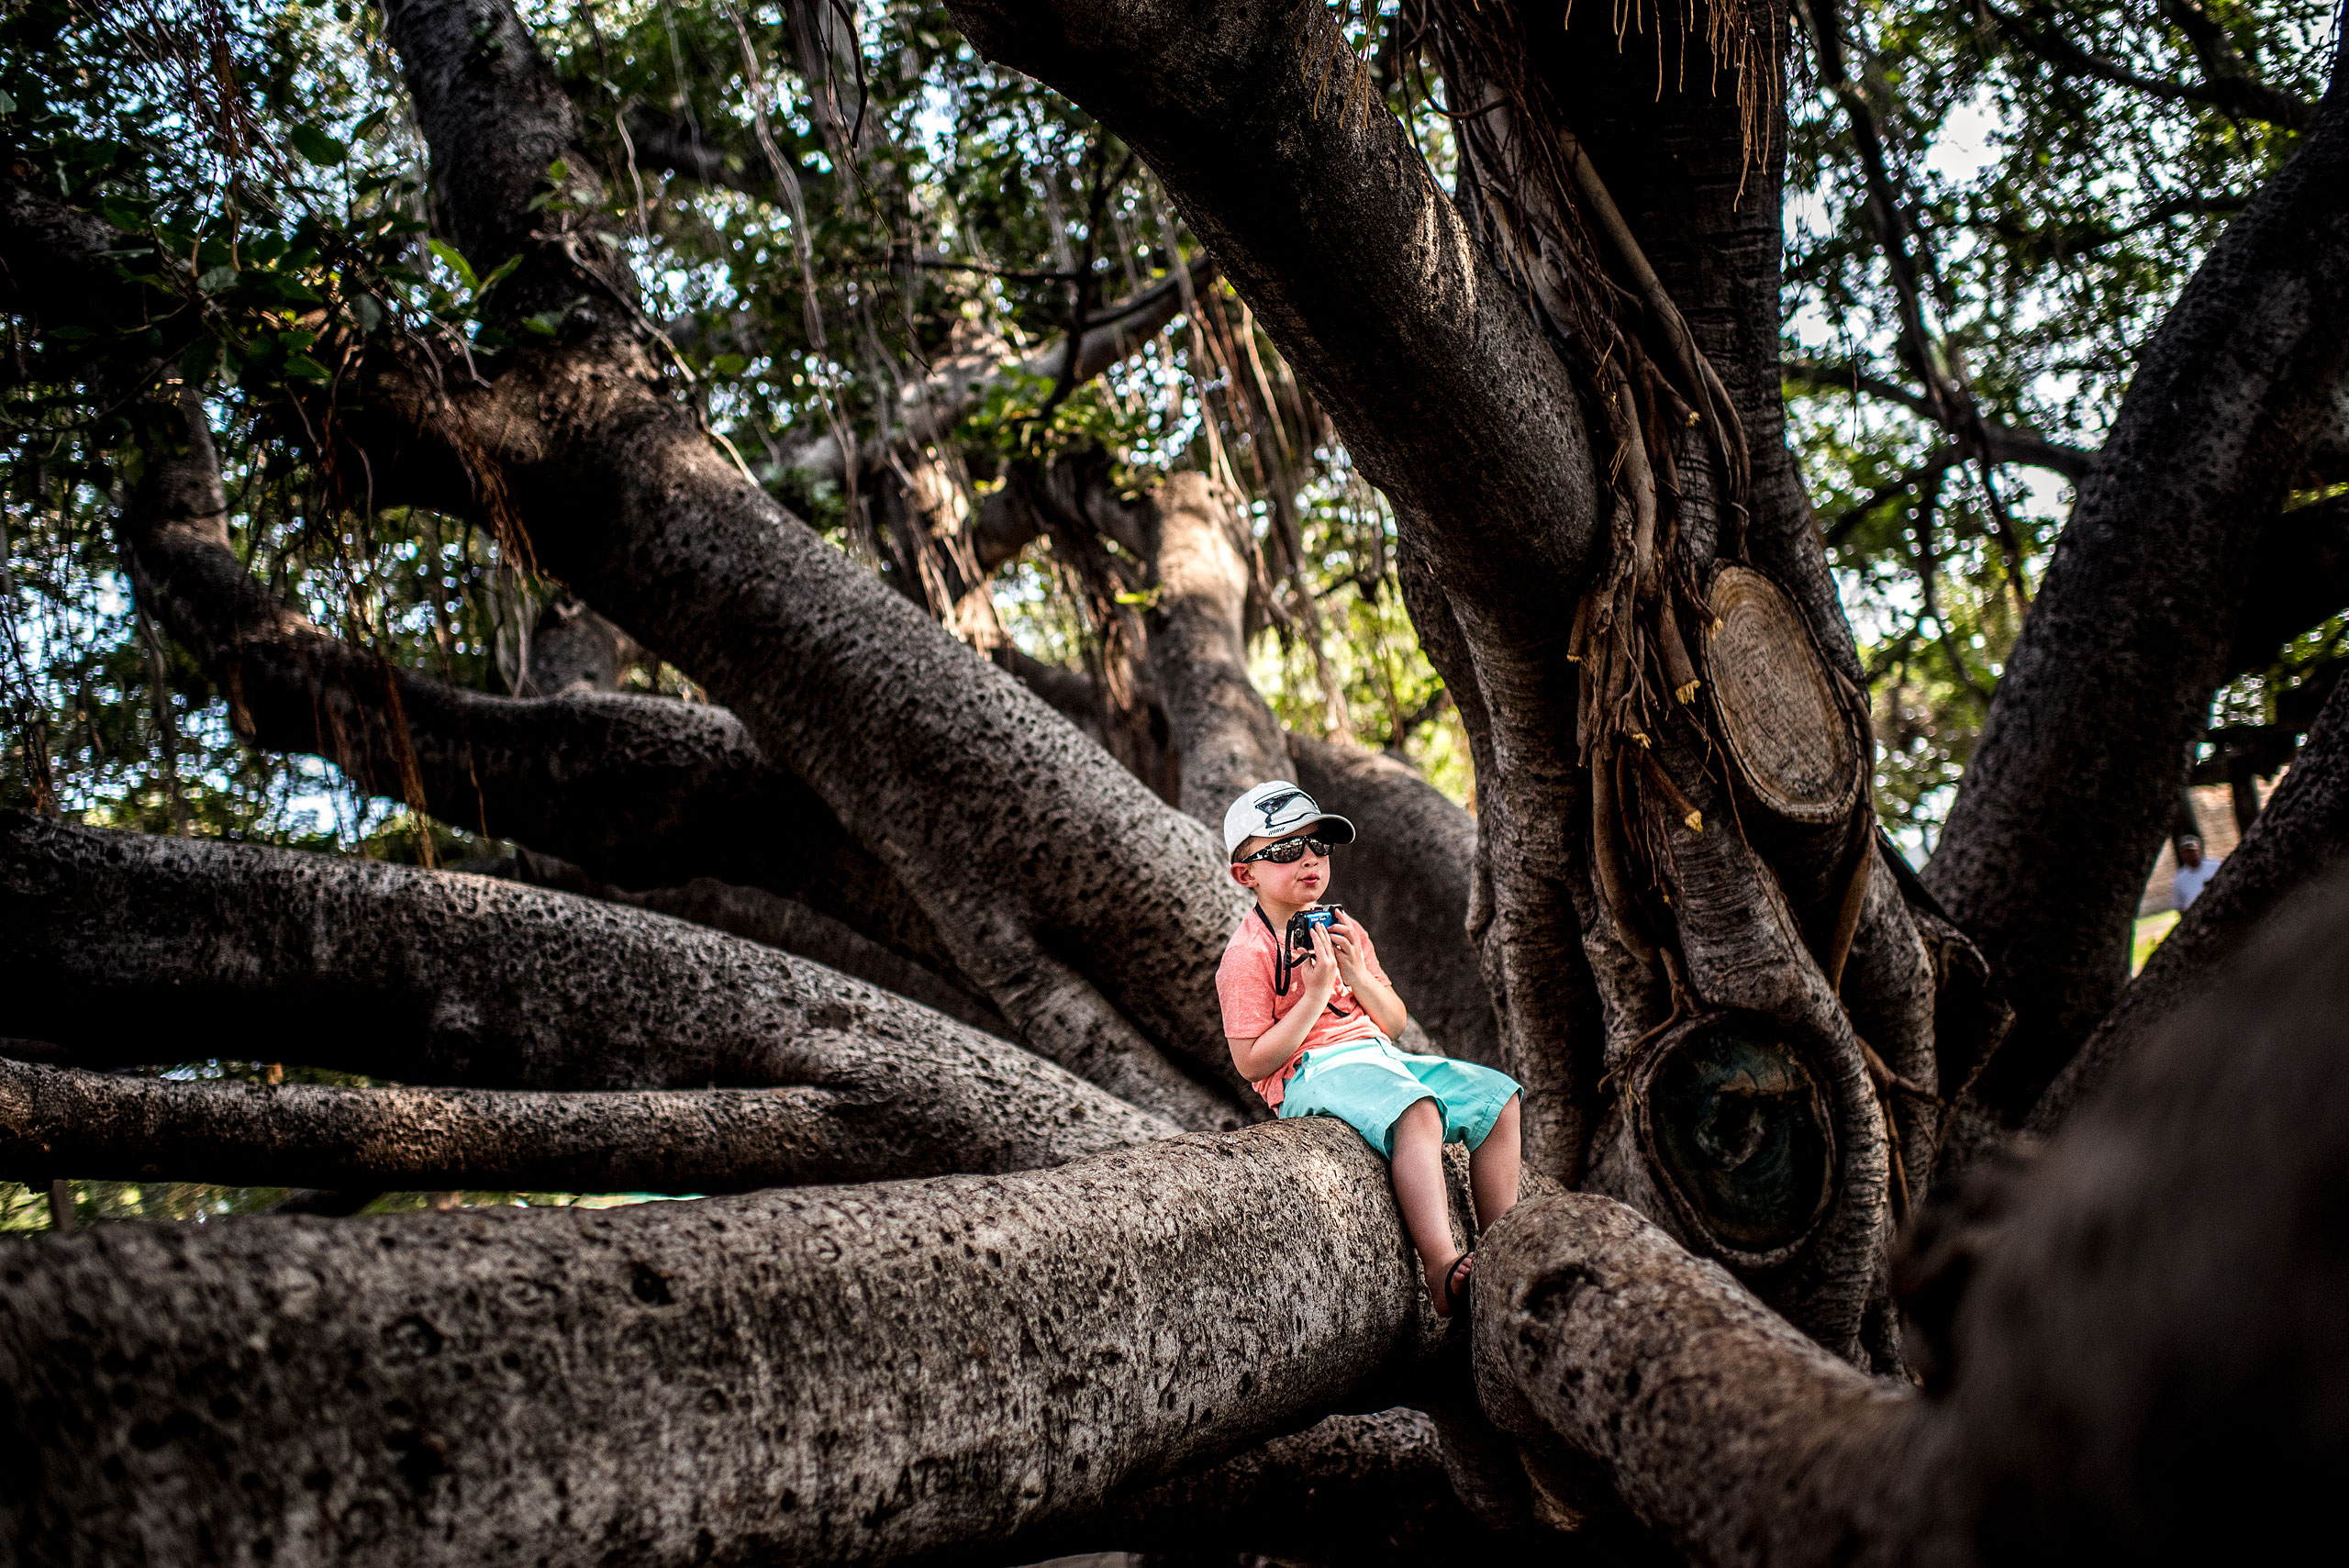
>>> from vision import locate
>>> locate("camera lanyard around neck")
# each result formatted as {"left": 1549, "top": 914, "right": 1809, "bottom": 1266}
{"left": 1256, "top": 905, "right": 1352, "bottom": 1017}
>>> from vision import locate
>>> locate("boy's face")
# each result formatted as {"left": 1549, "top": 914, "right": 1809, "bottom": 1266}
{"left": 1229, "top": 829, "right": 1333, "bottom": 906}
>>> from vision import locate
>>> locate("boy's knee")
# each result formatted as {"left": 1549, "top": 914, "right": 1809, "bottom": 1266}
{"left": 1395, "top": 1097, "right": 1442, "bottom": 1138}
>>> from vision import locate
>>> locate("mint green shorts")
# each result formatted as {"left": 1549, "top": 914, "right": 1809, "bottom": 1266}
{"left": 1277, "top": 1037, "right": 1521, "bottom": 1160}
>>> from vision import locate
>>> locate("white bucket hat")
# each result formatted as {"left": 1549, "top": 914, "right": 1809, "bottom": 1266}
{"left": 1222, "top": 781, "right": 1357, "bottom": 859}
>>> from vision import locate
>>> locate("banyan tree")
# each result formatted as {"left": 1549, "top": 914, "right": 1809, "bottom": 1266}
{"left": 4, "top": 0, "right": 2349, "bottom": 1561}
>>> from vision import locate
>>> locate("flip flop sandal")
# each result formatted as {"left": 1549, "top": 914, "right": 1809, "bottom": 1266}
{"left": 1441, "top": 1251, "right": 1475, "bottom": 1318}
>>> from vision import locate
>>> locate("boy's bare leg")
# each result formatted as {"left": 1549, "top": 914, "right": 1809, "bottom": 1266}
{"left": 1388, "top": 1098, "right": 1466, "bottom": 1311}
{"left": 1469, "top": 1093, "right": 1523, "bottom": 1234}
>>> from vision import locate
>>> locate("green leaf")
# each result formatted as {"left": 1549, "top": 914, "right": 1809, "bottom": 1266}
{"left": 283, "top": 354, "right": 332, "bottom": 381}
{"left": 474, "top": 253, "right": 523, "bottom": 296}
{"left": 0, "top": 91, "right": 16, "bottom": 115}
{"left": 196, "top": 264, "right": 239, "bottom": 295}
{"left": 427, "top": 239, "right": 478, "bottom": 295}
{"left": 351, "top": 107, "right": 390, "bottom": 140}
{"left": 289, "top": 123, "right": 347, "bottom": 167}
{"left": 520, "top": 310, "right": 563, "bottom": 338}
{"left": 350, "top": 293, "right": 384, "bottom": 335}
{"left": 710, "top": 353, "right": 748, "bottom": 377}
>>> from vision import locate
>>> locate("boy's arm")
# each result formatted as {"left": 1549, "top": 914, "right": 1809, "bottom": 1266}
{"left": 1331, "top": 913, "right": 1408, "bottom": 1040}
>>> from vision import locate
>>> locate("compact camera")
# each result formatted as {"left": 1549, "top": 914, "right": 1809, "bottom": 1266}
{"left": 1284, "top": 904, "right": 1345, "bottom": 962}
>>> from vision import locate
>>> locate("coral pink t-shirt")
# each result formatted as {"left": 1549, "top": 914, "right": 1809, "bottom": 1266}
{"left": 1217, "top": 907, "right": 1390, "bottom": 1107}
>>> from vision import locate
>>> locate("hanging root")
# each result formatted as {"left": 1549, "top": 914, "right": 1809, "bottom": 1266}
{"left": 1590, "top": 747, "right": 1660, "bottom": 964}
{"left": 1656, "top": 600, "right": 1700, "bottom": 704}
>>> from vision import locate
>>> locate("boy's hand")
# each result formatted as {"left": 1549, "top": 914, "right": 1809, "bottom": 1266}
{"left": 1330, "top": 910, "right": 1372, "bottom": 989}
{"left": 1300, "top": 921, "right": 1342, "bottom": 1000}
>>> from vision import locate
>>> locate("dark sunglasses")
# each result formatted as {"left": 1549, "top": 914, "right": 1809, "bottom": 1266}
{"left": 1238, "top": 835, "right": 1336, "bottom": 865}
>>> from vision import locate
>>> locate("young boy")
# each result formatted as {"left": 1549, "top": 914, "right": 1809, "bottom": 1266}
{"left": 1216, "top": 780, "right": 1523, "bottom": 1316}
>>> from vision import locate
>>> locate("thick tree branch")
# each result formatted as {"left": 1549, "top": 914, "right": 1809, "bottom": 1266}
{"left": 2, "top": 1118, "right": 1468, "bottom": 1565}
{"left": 1475, "top": 876, "right": 2349, "bottom": 1562}
{"left": 2029, "top": 668, "right": 2349, "bottom": 1130}
{"left": 1476, "top": 1193, "right": 1915, "bottom": 1563}
{"left": 1022, "top": 1410, "right": 1531, "bottom": 1563}
{"left": 111, "top": 382, "right": 997, "bottom": 1020}
{"left": 1140, "top": 470, "right": 1293, "bottom": 823}
{"left": 0, "top": 1054, "right": 1159, "bottom": 1195}
{"left": 0, "top": 812, "right": 1219, "bottom": 1138}
{"left": 1927, "top": 65, "right": 2349, "bottom": 1122}
{"left": 573, "top": 870, "right": 1010, "bottom": 1036}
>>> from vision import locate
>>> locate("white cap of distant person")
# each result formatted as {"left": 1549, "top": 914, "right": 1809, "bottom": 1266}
{"left": 1222, "top": 781, "right": 1357, "bottom": 860}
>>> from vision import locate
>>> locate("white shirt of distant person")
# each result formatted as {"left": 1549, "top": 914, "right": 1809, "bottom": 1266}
{"left": 2173, "top": 835, "right": 2221, "bottom": 911}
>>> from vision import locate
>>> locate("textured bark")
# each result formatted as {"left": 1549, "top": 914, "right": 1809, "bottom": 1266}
{"left": 0, "top": 813, "right": 1226, "bottom": 1133}
{"left": 507, "top": 595, "right": 639, "bottom": 696}
{"left": 1919, "top": 872, "right": 2349, "bottom": 1564}
{"left": 0, "top": 1118, "right": 1467, "bottom": 1568}
{"left": 0, "top": 1054, "right": 1167, "bottom": 1195}
{"left": 1926, "top": 65, "right": 2349, "bottom": 1124}
{"left": 513, "top": 857, "right": 1008, "bottom": 1038}
{"left": 2030, "top": 672, "right": 2349, "bottom": 1132}
{"left": 1570, "top": 734, "right": 1897, "bottom": 1362}
{"left": 373, "top": 0, "right": 1262, "bottom": 1118}
{"left": 1016, "top": 1410, "right": 1532, "bottom": 1565}
{"left": 1471, "top": 870, "right": 2349, "bottom": 1566}
{"left": 1475, "top": 1193, "right": 1917, "bottom": 1567}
